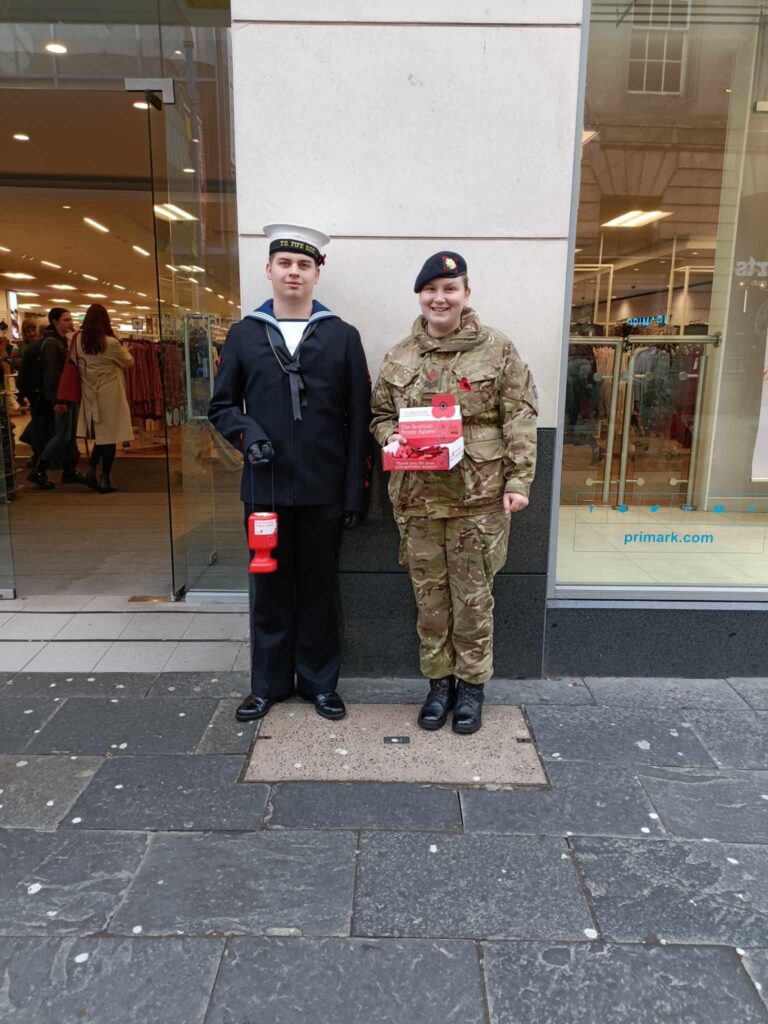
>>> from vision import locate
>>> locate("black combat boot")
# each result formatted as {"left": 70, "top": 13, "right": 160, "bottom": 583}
{"left": 452, "top": 679, "right": 485, "bottom": 734}
{"left": 417, "top": 676, "right": 455, "bottom": 731}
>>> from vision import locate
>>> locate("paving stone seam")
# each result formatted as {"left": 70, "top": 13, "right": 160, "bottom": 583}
{"left": 348, "top": 830, "right": 363, "bottom": 939}
{"left": 19, "top": 696, "right": 70, "bottom": 753}
{"left": 98, "top": 830, "right": 153, "bottom": 935}
{"left": 740, "top": 952, "right": 768, "bottom": 1015}
{"left": 564, "top": 836, "right": 603, "bottom": 942}
{"left": 685, "top": 713, "right": 760, "bottom": 769}
{"left": 474, "top": 940, "right": 494, "bottom": 1024}
{"left": 201, "top": 938, "right": 229, "bottom": 1024}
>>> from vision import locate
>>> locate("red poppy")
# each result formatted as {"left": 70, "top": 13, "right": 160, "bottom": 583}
{"left": 432, "top": 393, "right": 456, "bottom": 418}
{"left": 459, "top": 377, "right": 472, "bottom": 392}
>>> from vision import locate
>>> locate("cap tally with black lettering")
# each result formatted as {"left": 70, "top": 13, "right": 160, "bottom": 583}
{"left": 264, "top": 223, "right": 330, "bottom": 266}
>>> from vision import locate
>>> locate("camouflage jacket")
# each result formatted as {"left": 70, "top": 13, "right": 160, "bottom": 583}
{"left": 370, "top": 308, "right": 538, "bottom": 518}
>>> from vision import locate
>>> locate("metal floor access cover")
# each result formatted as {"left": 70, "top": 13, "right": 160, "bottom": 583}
{"left": 243, "top": 703, "right": 547, "bottom": 788}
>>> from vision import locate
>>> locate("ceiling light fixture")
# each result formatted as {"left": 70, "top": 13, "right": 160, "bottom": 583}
{"left": 165, "top": 264, "right": 178, "bottom": 272}
{"left": 13, "top": 133, "right": 30, "bottom": 142}
{"left": 132, "top": 245, "right": 150, "bottom": 256}
{"left": 83, "top": 217, "right": 109, "bottom": 233}
{"left": 113, "top": 284, "right": 126, "bottom": 290}
{"left": 85, "top": 293, "right": 108, "bottom": 298}
{"left": 154, "top": 203, "right": 197, "bottom": 222}
{"left": 40, "top": 260, "right": 61, "bottom": 269}
{"left": 602, "top": 210, "right": 673, "bottom": 228}
{"left": 49, "top": 284, "right": 76, "bottom": 290}
{"left": 113, "top": 300, "right": 131, "bottom": 305}
{"left": 62, "top": 205, "right": 71, "bottom": 210}
{"left": 204, "top": 287, "right": 213, "bottom": 293}
{"left": 182, "top": 167, "right": 195, "bottom": 174}
{"left": 0, "top": 246, "right": 10, "bottom": 253}
{"left": 133, "top": 101, "right": 150, "bottom": 111}
{"left": 2, "top": 272, "right": 35, "bottom": 280}
{"left": 82, "top": 273, "right": 98, "bottom": 281}
{"left": 15, "top": 291, "right": 39, "bottom": 296}
{"left": 45, "top": 42, "right": 67, "bottom": 54}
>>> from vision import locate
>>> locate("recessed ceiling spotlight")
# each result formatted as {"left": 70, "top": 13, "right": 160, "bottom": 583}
{"left": 113, "top": 284, "right": 126, "bottom": 290}
{"left": 15, "top": 291, "right": 39, "bottom": 296}
{"left": 132, "top": 245, "right": 150, "bottom": 256}
{"left": 62, "top": 205, "right": 71, "bottom": 209}
{"left": 204, "top": 287, "right": 213, "bottom": 293}
{"left": 165, "top": 265, "right": 178, "bottom": 273}
{"left": 173, "top": 49, "right": 183, "bottom": 56}
{"left": 49, "top": 284, "right": 76, "bottom": 290}
{"left": 2, "top": 272, "right": 36, "bottom": 279}
{"left": 113, "top": 300, "right": 131, "bottom": 305}
{"left": 83, "top": 217, "right": 109, "bottom": 233}
{"left": 133, "top": 101, "right": 150, "bottom": 110}
{"left": 82, "top": 273, "right": 99, "bottom": 281}
{"left": 137, "top": 292, "right": 147, "bottom": 297}
{"left": 217, "top": 293, "right": 224, "bottom": 299}
{"left": 182, "top": 167, "right": 195, "bottom": 174}
{"left": 40, "top": 260, "right": 61, "bottom": 269}
{"left": 85, "top": 293, "right": 107, "bottom": 299}
{"left": 191, "top": 137, "right": 199, "bottom": 144}
{"left": 13, "top": 133, "right": 30, "bottom": 142}
{"left": 45, "top": 42, "right": 68, "bottom": 54}
{"left": 0, "top": 246, "right": 10, "bottom": 253}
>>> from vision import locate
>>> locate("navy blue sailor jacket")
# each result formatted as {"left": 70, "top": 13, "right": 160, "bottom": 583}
{"left": 208, "top": 299, "right": 371, "bottom": 510}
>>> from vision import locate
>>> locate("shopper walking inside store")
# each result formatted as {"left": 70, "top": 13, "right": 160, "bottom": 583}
{"left": 17, "top": 317, "right": 54, "bottom": 469}
{"left": 370, "top": 252, "right": 538, "bottom": 734}
{"left": 27, "top": 307, "right": 88, "bottom": 491}
{"left": 74, "top": 303, "right": 134, "bottom": 493}
{"left": 209, "top": 223, "right": 370, "bottom": 724}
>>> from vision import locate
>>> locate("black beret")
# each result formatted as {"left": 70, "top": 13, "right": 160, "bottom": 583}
{"left": 413, "top": 251, "right": 467, "bottom": 293}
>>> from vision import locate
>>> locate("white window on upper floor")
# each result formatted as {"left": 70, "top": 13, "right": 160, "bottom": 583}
{"left": 627, "top": 0, "right": 691, "bottom": 95}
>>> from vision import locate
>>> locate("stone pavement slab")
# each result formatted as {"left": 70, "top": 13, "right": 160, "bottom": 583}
{"left": 526, "top": 707, "right": 716, "bottom": 767}
{"left": 686, "top": 710, "right": 768, "bottom": 768}
{"left": 583, "top": 676, "right": 748, "bottom": 710}
{"left": 573, "top": 836, "right": 768, "bottom": 945}
{"left": 206, "top": 937, "right": 486, "bottom": 1024}
{"left": 743, "top": 950, "right": 768, "bottom": 1013}
{"left": 181, "top": 612, "right": 250, "bottom": 641}
{"left": 244, "top": 703, "right": 545, "bottom": 787}
{"left": 110, "top": 830, "right": 356, "bottom": 937}
{"left": 0, "top": 936, "right": 224, "bottom": 1024}
{"left": 728, "top": 678, "right": 768, "bottom": 710}
{"left": 54, "top": 613, "right": 135, "bottom": 641}
{"left": 62, "top": 755, "right": 268, "bottom": 832}
{"left": 353, "top": 832, "right": 593, "bottom": 940}
{"left": 26, "top": 698, "right": 217, "bottom": 755}
{"left": 0, "top": 828, "right": 147, "bottom": 935}
{"left": 160, "top": 641, "right": 241, "bottom": 673}
{"left": 0, "top": 641, "right": 45, "bottom": 672}
{"left": 148, "top": 671, "right": 248, "bottom": 698}
{"left": 0, "top": 698, "right": 64, "bottom": 753}
{"left": 23, "top": 641, "right": 113, "bottom": 673}
{"left": 265, "top": 781, "right": 462, "bottom": 831}
{"left": 118, "top": 614, "right": 191, "bottom": 640}
{"left": 1, "top": 613, "right": 74, "bottom": 640}
{"left": 196, "top": 699, "right": 257, "bottom": 753}
{"left": 6, "top": 672, "right": 155, "bottom": 697}
{"left": 483, "top": 942, "right": 768, "bottom": 1024}
{"left": 0, "top": 755, "right": 101, "bottom": 831}
{"left": 636, "top": 767, "right": 768, "bottom": 843}
{"left": 338, "top": 677, "right": 594, "bottom": 706}
{"left": 461, "top": 763, "right": 665, "bottom": 839}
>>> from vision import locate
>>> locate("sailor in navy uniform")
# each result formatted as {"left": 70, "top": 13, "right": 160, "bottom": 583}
{"left": 209, "top": 224, "right": 370, "bottom": 721}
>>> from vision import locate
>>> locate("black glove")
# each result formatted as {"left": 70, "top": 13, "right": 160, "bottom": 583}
{"left": 247, "top": 440, "right": 274, "bottom": 466}
{"left": 343, "top": 511, "right": 361, "bottom": 530}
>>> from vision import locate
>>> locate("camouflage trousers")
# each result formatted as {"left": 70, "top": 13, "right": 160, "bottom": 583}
{"left": 397, "top": 510, "right": 510, "bottom": 685}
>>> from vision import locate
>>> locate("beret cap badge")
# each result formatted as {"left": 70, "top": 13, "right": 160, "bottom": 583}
{"left": 442, "top": 256, "right": 457, "bottom": 271}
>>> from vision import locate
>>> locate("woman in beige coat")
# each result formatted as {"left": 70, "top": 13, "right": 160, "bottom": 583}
{"left": 75, "top": 304, "right": 134, "bottom": 493}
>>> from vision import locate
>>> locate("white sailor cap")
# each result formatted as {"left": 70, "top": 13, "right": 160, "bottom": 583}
{"left": 263, "top": 223, "right": 330, "bottom": 265}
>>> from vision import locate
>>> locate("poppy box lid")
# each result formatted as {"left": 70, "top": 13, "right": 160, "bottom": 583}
{"left": 398, "top": 394, "right": 462, "bottom": 443}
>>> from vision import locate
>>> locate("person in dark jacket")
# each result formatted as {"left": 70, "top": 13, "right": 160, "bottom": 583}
{"left": 27, "top": 307, "right": 88, "bottom": 490}
{"left": 209, "top": 224, "right": 370, "bottom": 722}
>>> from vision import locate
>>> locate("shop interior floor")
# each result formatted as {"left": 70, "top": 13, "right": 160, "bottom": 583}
{"left": 243, "top": 703, "right": 547, "bottom": 788}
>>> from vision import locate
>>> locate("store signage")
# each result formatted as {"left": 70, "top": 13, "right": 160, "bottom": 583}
{"left": 625, "top": 314, "right": 669, "bottom": 327}
{"left": 735, "top": 256, "right": 768, "bottom": 277}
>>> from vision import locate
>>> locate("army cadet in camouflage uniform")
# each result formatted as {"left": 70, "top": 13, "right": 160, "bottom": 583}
{"left": 370, "top": 251, "right": 538, "bottom": 734}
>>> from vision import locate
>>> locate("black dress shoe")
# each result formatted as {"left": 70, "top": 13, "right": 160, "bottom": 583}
{"left": 27, "top": 469, "right": 54, "bottom": 490}
{"left": 301, "top": 691, "right": 346, "bottom": 720}
{"left": 235, "top": 694, "right": 272, "bottom": 721}
{"left": 452, "top": 680, "right": 484, "bottom": 734}
{"left": 417, "top": 676, "right": 455, "bottom": 730}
